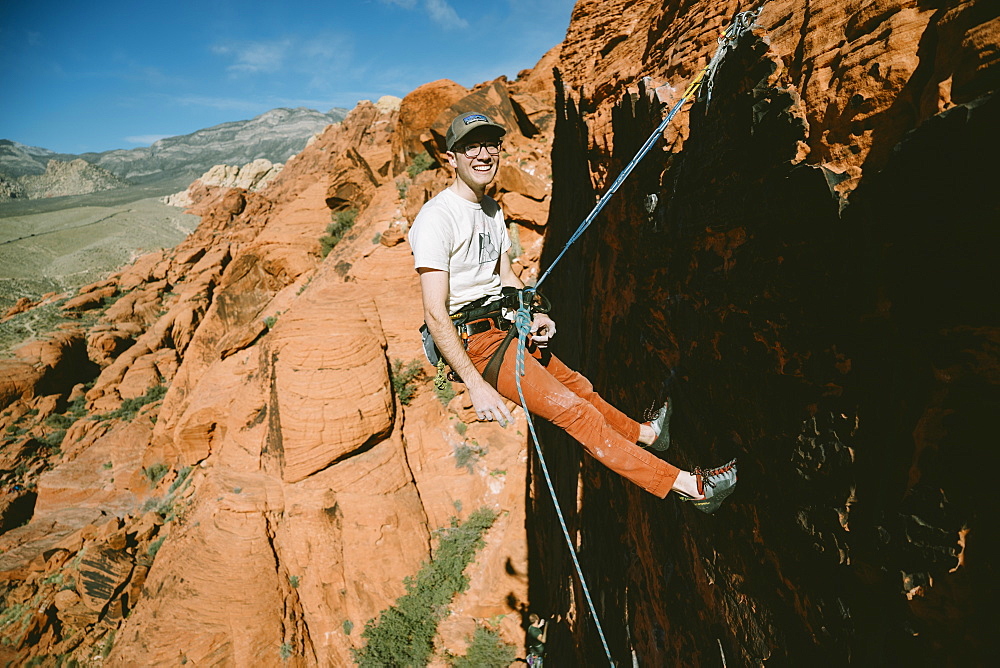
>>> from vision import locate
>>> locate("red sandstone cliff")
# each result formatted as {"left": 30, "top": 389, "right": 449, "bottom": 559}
{"left": 0, "top": 57, "right": 557, "bottom": 663}
{"left": 2, "top": 0, "right": 997, "bottom": 665}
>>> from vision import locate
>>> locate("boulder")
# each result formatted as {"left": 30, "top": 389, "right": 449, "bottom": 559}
{"left": 117, "top": 353, "right": 164, "bottom": 400}
{"left": 264, "top": 290, "right": 394, "bottom": 483}
{"left": 62, "top": 285, "right": 117, "bottom": 312}
{"left": 423, "top": 79, "right": 526, "bottom": 164}
{"left": 496, "top": 163, "right": 548, "bottom": 200}
{"left": 500, "top": 191, "right": 549, "bottom": 228}
{"left": 2, "top": 297, "right": 38, "bottom": 320}
{"left": 392, "top": 79, "right": 469, "bottom": 174}
{"left": 324, "top": 147, "right": 380, "bottom": 212}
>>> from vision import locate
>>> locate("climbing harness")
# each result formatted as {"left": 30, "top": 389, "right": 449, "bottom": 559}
{"left": 421, "top": 288, "right": 550, "bottom": 385}
{"left": 509, "top": 7, "right": 765, "bottom": 665}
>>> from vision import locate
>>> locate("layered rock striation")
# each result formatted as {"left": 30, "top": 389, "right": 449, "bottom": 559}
{"left": 0, "top": 65, "right": 558, "bottom": 664}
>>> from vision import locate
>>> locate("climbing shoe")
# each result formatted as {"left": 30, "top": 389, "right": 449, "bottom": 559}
{"left": 647, "top": 399, "right": 672, "bottom": 451}
{"left": 679, "top": 459, "right": 738, "bottom": 514}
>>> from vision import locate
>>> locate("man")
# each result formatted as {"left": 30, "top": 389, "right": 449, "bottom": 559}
{"left": 408, "top": 112, "right": 736, "bottom": 511}
{"left": 526, "top": 614, "right": 547, "bottom": 666}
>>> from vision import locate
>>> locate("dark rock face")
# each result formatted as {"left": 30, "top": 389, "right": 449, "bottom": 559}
{"left": 535, "top": 24, "right": 997, "bottom": 668}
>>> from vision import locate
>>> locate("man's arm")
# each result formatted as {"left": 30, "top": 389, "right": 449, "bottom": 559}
{"left": 418, "top": 267, "right": 514, "bottom": 426}
{"left": 498, "top": 252, "right": 524, "bottom": 289}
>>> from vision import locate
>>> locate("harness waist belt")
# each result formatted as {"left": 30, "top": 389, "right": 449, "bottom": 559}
{"left": 458, "top": 315, "right": 510, "bottom": 337}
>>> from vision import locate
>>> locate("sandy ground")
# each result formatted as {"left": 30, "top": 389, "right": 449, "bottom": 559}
{"left": 0, "top": 197, "right": 199, "bottom": 311}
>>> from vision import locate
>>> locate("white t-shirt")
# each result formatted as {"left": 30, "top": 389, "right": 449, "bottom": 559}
{"left": 409, "top": 187, "right": 512, "bottom": 313}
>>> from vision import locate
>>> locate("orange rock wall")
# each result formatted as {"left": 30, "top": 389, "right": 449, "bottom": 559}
{"left": 0, "top": 70, "right": 558, "bottom": 663}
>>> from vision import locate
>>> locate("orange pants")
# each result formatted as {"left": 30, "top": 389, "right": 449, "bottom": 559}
{"left": 465, "top": 326, "right": 679, "bottom": 498}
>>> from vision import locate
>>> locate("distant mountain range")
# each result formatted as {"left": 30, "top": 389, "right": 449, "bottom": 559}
{"left": 0, "top": 106, "right": 348, "bottom": 201}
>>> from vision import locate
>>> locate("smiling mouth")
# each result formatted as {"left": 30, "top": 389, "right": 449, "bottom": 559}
{"left": 472, "top": 164, "right": 493, "bottom": 172}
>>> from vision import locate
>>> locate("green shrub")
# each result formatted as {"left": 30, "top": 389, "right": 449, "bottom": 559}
{"left": 279, "top": 642, "right": 293, "bottom": 661}
{"left": 407, "top": 151, "right": 434, "bottom": 179}
{"left": 168, "top": 466, "right": 192, "bottom": 494}
{"left": 320, "top": 208, "right": 358, "bottom": 257}
{"left": 395, "top": 176, "right": 409, "bottom": 201}
{"left": 42, "top": 572, "right": 64, "bottom": 586}
{"left": 40, "top": 429, "right": 66, "bottom": 449}
{"left": 143, "top": 463, "right": 169, "bottom": 487}
{"left": 433, "top": 379, "right": 456, "bottom": 406}
{"left": 45, "top": 413, "right": 74, "bottom": 429}
{"left": 99, "top": 629, "right": 116, "bottom": 659}
{"left": 65, "top": 390, "right": 91, "bottom": 419}
{"left": 289, "top": 575, "right": 300, "bottom": 588}
{"left": 102, "top": 384, "right": 168, "bottom": 421}
{"left": 353, "top": 508, "right": 498, "bottom": 667}
{"left": 147, "top": 536, "right": 166, "bottom": 559}
{"left": 343, "top": 619, "right": 354, "bottom": 635}
{"left": 0, "top": 603, "right": 28, "bottom": 628}
{"left": 454, "top": 440, "right": 486, "bottom": 473}
{"left": 448, "top": 626, "right": 516, "bottom": 668}
{"left": 391, "top": 359, "right": 426, "bottom": 406}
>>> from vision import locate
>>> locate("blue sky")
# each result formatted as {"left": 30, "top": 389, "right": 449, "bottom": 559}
{"left": 0, "top": 0, "right": 577, "bottom": 154}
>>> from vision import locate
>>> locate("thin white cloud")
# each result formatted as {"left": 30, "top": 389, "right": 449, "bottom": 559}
{"left": 424, "top": 0, "right": 468, "bottom": 30}
{"left": 210, "top": 34, "right": 352, "bottom": 88}
{"left": 124, "top": 134, "right": 170, "bottom": 145}
{"left": 212, "top": 40, "right": 291, "bottom": 74}
{"left": 378, "top": 0, "right": 468, "bottom": 30}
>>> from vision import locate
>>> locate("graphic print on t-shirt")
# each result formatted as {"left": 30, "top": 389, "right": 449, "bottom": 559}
{"left": 478, "top": 231, "right": 498, "bottom": 265}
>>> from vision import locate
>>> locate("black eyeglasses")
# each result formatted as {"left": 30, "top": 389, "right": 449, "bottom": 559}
{"left": 458, "top": 141, "right": 502, "bottom": 158}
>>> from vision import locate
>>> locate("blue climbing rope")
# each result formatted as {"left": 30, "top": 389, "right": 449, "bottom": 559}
{"left": 510, "top": 8, "right": 765, "bottom": 665}
{"left": 513, "top": 289, "right": 615, "bottom": 665}
{"left": 535, "top": 5, "right": 764, "bottom": 292}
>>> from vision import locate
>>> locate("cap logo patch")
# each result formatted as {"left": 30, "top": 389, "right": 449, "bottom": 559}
{"left": 462, "top": 114, "right": 488, "bottom": 125}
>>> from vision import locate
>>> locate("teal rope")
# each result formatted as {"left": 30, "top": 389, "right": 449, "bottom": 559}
{"left": 534, "top": 4, "right": 764, "bottom": 293}
{"left": 513, "top": 291, "right": 614, "bottom": 666}
{"left": 506, "top": 9, "right": 766, "bottom": 663}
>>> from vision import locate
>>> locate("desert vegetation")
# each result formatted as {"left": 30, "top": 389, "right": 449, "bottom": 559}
{"left": 352, "top": 508, "right": 503, "bottom": 666}
{"left": 319, "top": 208, "right": 358, "bottom": 257}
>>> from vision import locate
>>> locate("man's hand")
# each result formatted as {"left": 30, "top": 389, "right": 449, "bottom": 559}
{"left": 530, "top": 313, "right": 557, "bottom": 348}
{"left": 467, "top": 378, "right": 515, "bottom": 427}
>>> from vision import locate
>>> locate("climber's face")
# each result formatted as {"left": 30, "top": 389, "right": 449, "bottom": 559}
{"left": 447, "top": 127, "right": 502, "bottom": 199}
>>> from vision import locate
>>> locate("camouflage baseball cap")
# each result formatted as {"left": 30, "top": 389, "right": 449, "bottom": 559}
{"left": 445, "top": 112, "right": 506, "bottom": 151}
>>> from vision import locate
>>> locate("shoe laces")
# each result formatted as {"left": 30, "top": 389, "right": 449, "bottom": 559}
{"left": 694, "top": 460, "right": 736, "bottom": 490}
